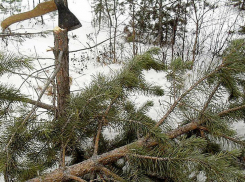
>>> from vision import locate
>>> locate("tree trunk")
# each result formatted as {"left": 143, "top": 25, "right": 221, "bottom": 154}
{"left": 53, "top": 27, "right": 70, "bottom": 119}
{"left": 105, "top": 0, "right": 113, "bottom": 60}
{"left": 158, "top": 0, "right": 163, "bottom": 47}
{"left": 191, "top": 0, "right": 199, "bottom": 67}
{"left": 132, "top": 1, "right": 137, "bottom": 56}
{"left": 113, "top": 0, "right": 118, "bottom": 63}
{"left": 53, "top": 26, "right": 70, "bottom": 168}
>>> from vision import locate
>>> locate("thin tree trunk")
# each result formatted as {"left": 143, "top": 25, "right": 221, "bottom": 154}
{"left": 105, "top": 0, "right": 113, "bottom": 60}
{"left": 158, "top": 0, "right": 163, "bottom": 47}
{"left": 38, "top": 0, "right": 44, "bottom": 24}
{"left": 53, "top": 25, "right": 69, "bottom": 168}
{"left": 191, "top": 0, "right": 199, "bottom": 67}
{"left": 113, "top": 0, "right": 118, "bottom": 63}
{"left": 132, "top": 1, "right": 137, "bottom": 56}
{"left": 182, "top": 0, "right": 188, "bottom": 60}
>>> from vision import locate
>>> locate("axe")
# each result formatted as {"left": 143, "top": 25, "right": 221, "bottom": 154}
{"left": 1, "top": 0, "right": 81, "bottom": 31}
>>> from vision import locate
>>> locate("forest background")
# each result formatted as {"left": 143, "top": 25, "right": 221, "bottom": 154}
{"left": 1, "top": 0, "right": 245, "bottom": 181}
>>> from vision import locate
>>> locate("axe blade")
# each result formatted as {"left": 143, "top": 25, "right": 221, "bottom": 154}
{"left": 54, "top": 0, "right": 82, "bottom": 31}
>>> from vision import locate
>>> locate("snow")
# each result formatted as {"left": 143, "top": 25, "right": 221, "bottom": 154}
{"left": 0, "top": 0, "right": 245, "bottom": 181}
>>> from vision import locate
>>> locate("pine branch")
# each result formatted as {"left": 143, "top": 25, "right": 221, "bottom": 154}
{"left": 167, "top": 122, "right": 199, "bottom": 139}
{"left": 26, "top": 57, "right": 245, "bottom": 182}
{"left": 155, "top": 66, "right": 222, "bottom": 128}
{"left": 104, "top": 95, "right": 118, "bottom": 117}
{"left": 66, "top": 175, "right": 87, "bottom": 182}
{"left": 200, "top": 82, "right": 221, "bottom": 114}
{"left": 129, "top": 154, "right": 169, "bottom": 161}
{"left": 99, "top": 166, "right": 126, "bottom": 182}
{"left": 220, "top": 134, "right": 245, "bottom": 146}
{"left": 6, "top": 51, "right": 64, "bottom": 172}
{"left": 198, "top": 126, "right": 245, "bottom": 147}
{"left": 94, "top": 95, "right": 118, "bottom": 155}
{"left": 0, "top": 53, "right": 33, "bottom": 76}
{"left": 26, "top": 139, "right": 145, "bottom": 182}
{"left": 94, "top": 121, "right": 103, "bottom": 156}
{"left": 218, "top": 104, "right": 245, "bottom": 117}
{"left": 26, "top": 107, "right": 245, "bottom": 182}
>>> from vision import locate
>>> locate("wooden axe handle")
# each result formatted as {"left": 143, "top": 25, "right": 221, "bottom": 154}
{"left": 1, "top": 0, "right": 57, "bottom": 31}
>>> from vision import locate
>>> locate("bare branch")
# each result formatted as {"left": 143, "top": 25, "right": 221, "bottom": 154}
{"left": 0, "top": 30, "right": 52, "bottom": 38}
{"left": 69, "top": 33, "right": 124, "bottom": 53}
{"left": 24, "top": 98, "right": 55, "bottom": 111}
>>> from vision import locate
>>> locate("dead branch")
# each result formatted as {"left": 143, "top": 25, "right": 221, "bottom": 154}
{"left": 69, "top": 33, "right": 124, "bottom": 53}
{"left": 24, "top": 98, "right": 55, "bottom": 111}
{"left": 0, "top": 31, "right": 52, "bottom": 38}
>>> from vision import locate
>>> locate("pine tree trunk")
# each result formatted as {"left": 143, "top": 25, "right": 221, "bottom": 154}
{"left": 53, "top": 27, "right": 70, "bottom": 119}
{"left": 53, "top": 26, "right": 70, "bottom": 168}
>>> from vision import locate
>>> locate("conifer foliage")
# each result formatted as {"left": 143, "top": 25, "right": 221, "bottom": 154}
{"left": 2, "top": 41, "right": 245, "bottom": 181}
{"left": 2, "top": 0, "right": 245, "bottom": 182}
{"left": 0, "top": 52, "right": 34, "bottom": 181}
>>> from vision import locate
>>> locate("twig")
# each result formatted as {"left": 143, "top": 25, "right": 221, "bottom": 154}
{"left": 129, "top": 154, "right": 169, "bottom": 161}
{"left": 200, "top": 82, "right": 221, "bottom": 114}
{"left": 24, "top": 98, "right": 55, "bottom": 110}
{"left": 94, "top": 121, "right": 103, "bottom": 156}
{"left": 198, "top": 126, "right": 245, "bottom": 146}
{"left": 66, "top": 174, "right": 87, "bottom": 182}
{"left": 69, "top": 33, "right": 124, "bottom": 53}
{"left": 99, "top": 166, "right": 126, "bottom": 182}
{"left": 93, "top": 95, "right": 119, "bottom": 155}
{"left": 218, "top": 104, "right": 245, "bottom": 117}
{"left": 155, "top": 66, "right": 223, "bottom": 128}
{"left": 0, "top": 30, "right": 53, "bottom": 38}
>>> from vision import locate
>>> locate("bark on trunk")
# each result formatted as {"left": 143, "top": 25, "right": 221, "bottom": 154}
{"left": 53, "top": 26, "right": 70, "bottom": 168}
{"left": 53, "top": 27, "right": 70, "bottom": 118}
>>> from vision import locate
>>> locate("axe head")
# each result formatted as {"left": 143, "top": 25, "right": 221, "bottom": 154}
{"left": 54, "top": 0, "right": 82, "bottom": 31}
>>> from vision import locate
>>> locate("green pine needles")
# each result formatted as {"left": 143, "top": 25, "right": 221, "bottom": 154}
{"left": 2, "top": 44, "right": 245, "bottom": 181}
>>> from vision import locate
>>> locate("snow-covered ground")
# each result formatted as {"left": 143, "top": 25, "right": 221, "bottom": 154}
{"left": 0, "top": 0, "right": 245, "bottom": 181}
